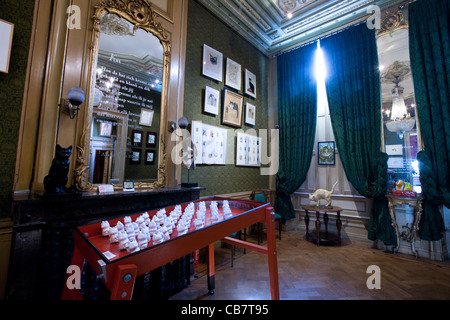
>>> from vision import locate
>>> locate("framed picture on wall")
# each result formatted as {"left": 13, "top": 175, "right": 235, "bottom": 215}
{"left": 236, "top": 132, "right": 261, "bottom": 167}
{"left": 318, "top": 141, "right": 335, "bottom": 165}
{"left": 139, "top": 108, "right": 154, "bottom": 127}
{"left": 245, "top": 103, "right": 256, "bottom": 126}
{"left": 130, "top": 149, "right": 141, "bottom": 165}
{"left": 202, "top": 44, "right": 223, "bottom": 82}
{"left": 99, "top": 121, "right": 113, "bottom": 137}
{"left": 204, "top": 86, "right": 220, "bottom": 115}
{"left": 146, "top": 131, "right": 157, "bottom": 148}
{"left": 132, "top": 130, "right": 143, "bottom": 147}
{"left": 244, "top": 69, "right": 256, "bottom": 98}
{"left": 222, "top": 89, "right": 243, "bottom": 128}
{"left": 145, "top": 150, "right": 155, "bottom": 165}
{"left": 0, "top": 19, "right": 14, "bottom": 73}
{"left": 225, "top": 58, "right": 241, "bottom": 91}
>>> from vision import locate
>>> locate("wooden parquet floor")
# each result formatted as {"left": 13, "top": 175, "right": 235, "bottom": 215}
{"left": 170, "top": 231, "right": 450, "bottom": 300}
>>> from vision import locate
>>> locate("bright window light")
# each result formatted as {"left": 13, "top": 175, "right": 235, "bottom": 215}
{"left": 314, "top": 42, "right": 327, "bottom": 82}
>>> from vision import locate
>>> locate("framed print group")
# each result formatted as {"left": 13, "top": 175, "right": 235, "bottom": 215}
{"left": 244, "top": 69, "right": 256, "bottom": 98}
{"left": 202, "top": 44, "right": 223, "bottom": 82}
{"left": 0, "top": 19, "right": 14, "bottom": 73}
{"left": 222, "top": 89, "right": 243, "bottom": 128}
{"left": 204, "top": 86, "right": 220, "bottom": 115}
{"left": 191, "top": 121, "right": 227, "bottom": 165}
{"left": 236, "top": 132, "right": 261, "bottom": 167}
{"left": 225, "top": 58, "right": 241, "bottom": 90}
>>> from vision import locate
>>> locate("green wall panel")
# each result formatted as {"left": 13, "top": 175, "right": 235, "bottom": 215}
{"left": 0, "top": 1, "right": 36, "bottom": 218}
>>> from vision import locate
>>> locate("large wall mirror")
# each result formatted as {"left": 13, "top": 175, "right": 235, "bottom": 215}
{"left": 376, "top": 8, "right": 421, "bottom": 194}
{"left": 75, "top": 0, "right": 170, "bottom": 191}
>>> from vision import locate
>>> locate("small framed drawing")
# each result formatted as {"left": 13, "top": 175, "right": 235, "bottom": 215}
{"left": 244, "top": 69, "right": 256, "bottom": 98}
{"left": 318, "top": 141, "right": 335, "bottom": 165}
{"left": 130, "top": 149, "right": 141, "bottom": 165}
{"left": 222, "top": 89, "right": 243, "bottom": 128}
{"left": 99, "top": 121, "right": 112, "bottom": 137}
{"left": 145, "top": 150, "right": 155, "bottom": 165}
{"left": 146, "top": 131, "right": 157, "bottom": 148}
{"left": 132, "top": 130, "right": 143, "bottom": 147}
{"left": 0, "top": 19, "right": 14, "bottom": 73}
{"left": 225, "top": 58, "right": 241, "bottom": 91}
{"left": 202, "top": 44, "right": 223, "bottom": 82}
{"left": 123, "top": 180, "right": 135, "bottom": 192}
{"left": 139, "top": 108, "right": 154, "bottom": 127}
{"left": 245, "top": 103, "right": 256, "bottom": 126}
{"left": 204, "top": 86, "right": 220, "bottom": 115}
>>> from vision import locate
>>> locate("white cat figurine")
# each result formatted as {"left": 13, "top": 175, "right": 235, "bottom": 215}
{"left": 309, "top": 181, "right": 338, "bottom": 207}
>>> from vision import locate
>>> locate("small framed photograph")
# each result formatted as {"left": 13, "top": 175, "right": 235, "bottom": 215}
{"left": 245, "top": 103, "right": 256, "bottom": 126}
{"left": 202, "top": 44, "right": 223, "bottom": 82}
{"left": 204, "top": 86, "right": 220, "bottom": 115}
{"left": 0, "top": 19, "right": 14, "bottom": 73}
{"left": 225, "top": 58, "right": 241, "bottom": 91}
{"left": 139, "top": 108, "right": 154, "bottom": 127}
{"left": 244, "top": 69, "right": 256, "bottom": 98}
{"left": 222, "top": 89, "right": 243, "bottom": 128}
{"left": 99, "top": 121, "right": 112, "bottom": 137}
{"left": 123, "top": 180, "right": 135, "bottom": 192}
{"left": 146, "top": 131, "right": 157, "bottom": 148}
{"left": 145, "top": 150, "right": 155, "bottom": 165}
{"left": 130, "top": 149, "right": 141, "bottom": 165}
{"left": 318, "top": 141, "right": 335, "bottom": 165}
{"left": 132, "top": 130, "right": 143, "bottom": 147}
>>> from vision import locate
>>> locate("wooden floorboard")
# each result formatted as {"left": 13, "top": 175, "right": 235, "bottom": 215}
{"left": 170, "top": 231, "right": 450, "bottom": 300}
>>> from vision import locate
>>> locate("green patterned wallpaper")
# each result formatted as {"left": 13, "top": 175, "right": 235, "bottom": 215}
{"left": 0, "top": 1, "right": 36, "bottom": 218}
{"left": 183, "top": 1, "right": 270, "bottom": 197}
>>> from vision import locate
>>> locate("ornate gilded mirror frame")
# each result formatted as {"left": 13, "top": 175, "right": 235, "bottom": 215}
{"left": 75, "top": 0, "right": 171, "bottom": 191}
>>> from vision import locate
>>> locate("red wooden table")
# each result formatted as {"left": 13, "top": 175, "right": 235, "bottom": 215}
{"left": 61, "top": 196, "right": 279, "bottom": 300}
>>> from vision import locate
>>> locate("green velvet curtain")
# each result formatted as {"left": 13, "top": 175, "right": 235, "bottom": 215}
{"left": 321, "top": 24, "right": 396, "bottom": 245}
{"left": 275, "top": 43, "right": 318, "bottom": 220}
{"left": 409, "top": 0, "right": 448, "bottom": 241}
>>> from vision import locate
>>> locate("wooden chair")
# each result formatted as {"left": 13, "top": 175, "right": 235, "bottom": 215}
{"left": 250, "top": 190, "right": 282, "bottom": 244}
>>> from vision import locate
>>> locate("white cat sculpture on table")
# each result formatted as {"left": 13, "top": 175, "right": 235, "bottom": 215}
{"left": 309, "top": 181, "right": 338, "bottom": 208}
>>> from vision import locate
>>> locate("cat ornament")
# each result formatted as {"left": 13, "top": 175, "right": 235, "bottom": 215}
{"left": 309, "top": 181, "right": 338, "bottom": 208}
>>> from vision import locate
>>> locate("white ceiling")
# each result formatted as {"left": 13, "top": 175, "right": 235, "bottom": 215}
{"left": 197, "top": 0, "right": 408, "bottom": 56}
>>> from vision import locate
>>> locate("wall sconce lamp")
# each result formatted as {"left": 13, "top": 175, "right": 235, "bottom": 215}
{"left": 61, "top": 87, "right": 85, "bottom": 119}
{"left": 168, "top": 116, "right": 189, "bottom": 133}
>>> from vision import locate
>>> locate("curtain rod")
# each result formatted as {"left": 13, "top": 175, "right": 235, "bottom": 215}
{"left": 272, "top": 0, "right": 417, "bottom": 58}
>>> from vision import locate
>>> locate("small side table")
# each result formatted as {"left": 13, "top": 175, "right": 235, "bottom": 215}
{"left": 386, "top": 194, "right": 423, "bottom": 257}
{"left": 302, "top": 205, "right": 343, "bottom": 246}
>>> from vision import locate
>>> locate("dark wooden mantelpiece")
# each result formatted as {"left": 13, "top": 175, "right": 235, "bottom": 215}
{"left": 7, "top": 186, "right": 204, "bottom": 300}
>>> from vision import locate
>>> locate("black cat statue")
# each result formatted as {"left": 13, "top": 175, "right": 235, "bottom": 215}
{"left": 44, "top": 145, "right": 72, "bottom": 193}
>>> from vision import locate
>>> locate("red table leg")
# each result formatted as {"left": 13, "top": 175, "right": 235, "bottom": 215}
{"left": 265, "top": 207, "right": 280, "bottom": 300}
{"left": 110, "top": 264, "right": 137, "bottom": 300}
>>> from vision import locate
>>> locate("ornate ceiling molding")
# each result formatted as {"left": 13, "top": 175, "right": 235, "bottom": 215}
{"left": 197, "top": 0, "right": 408, "bottom": 56}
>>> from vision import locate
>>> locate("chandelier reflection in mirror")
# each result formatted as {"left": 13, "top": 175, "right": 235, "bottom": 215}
{"left": 383, "top": 60, "right": 416, "bottom": 139}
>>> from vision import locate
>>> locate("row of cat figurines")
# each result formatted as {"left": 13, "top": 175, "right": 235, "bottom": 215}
{"left": 308, "top": 181, "right": 338, "bottom": 208}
